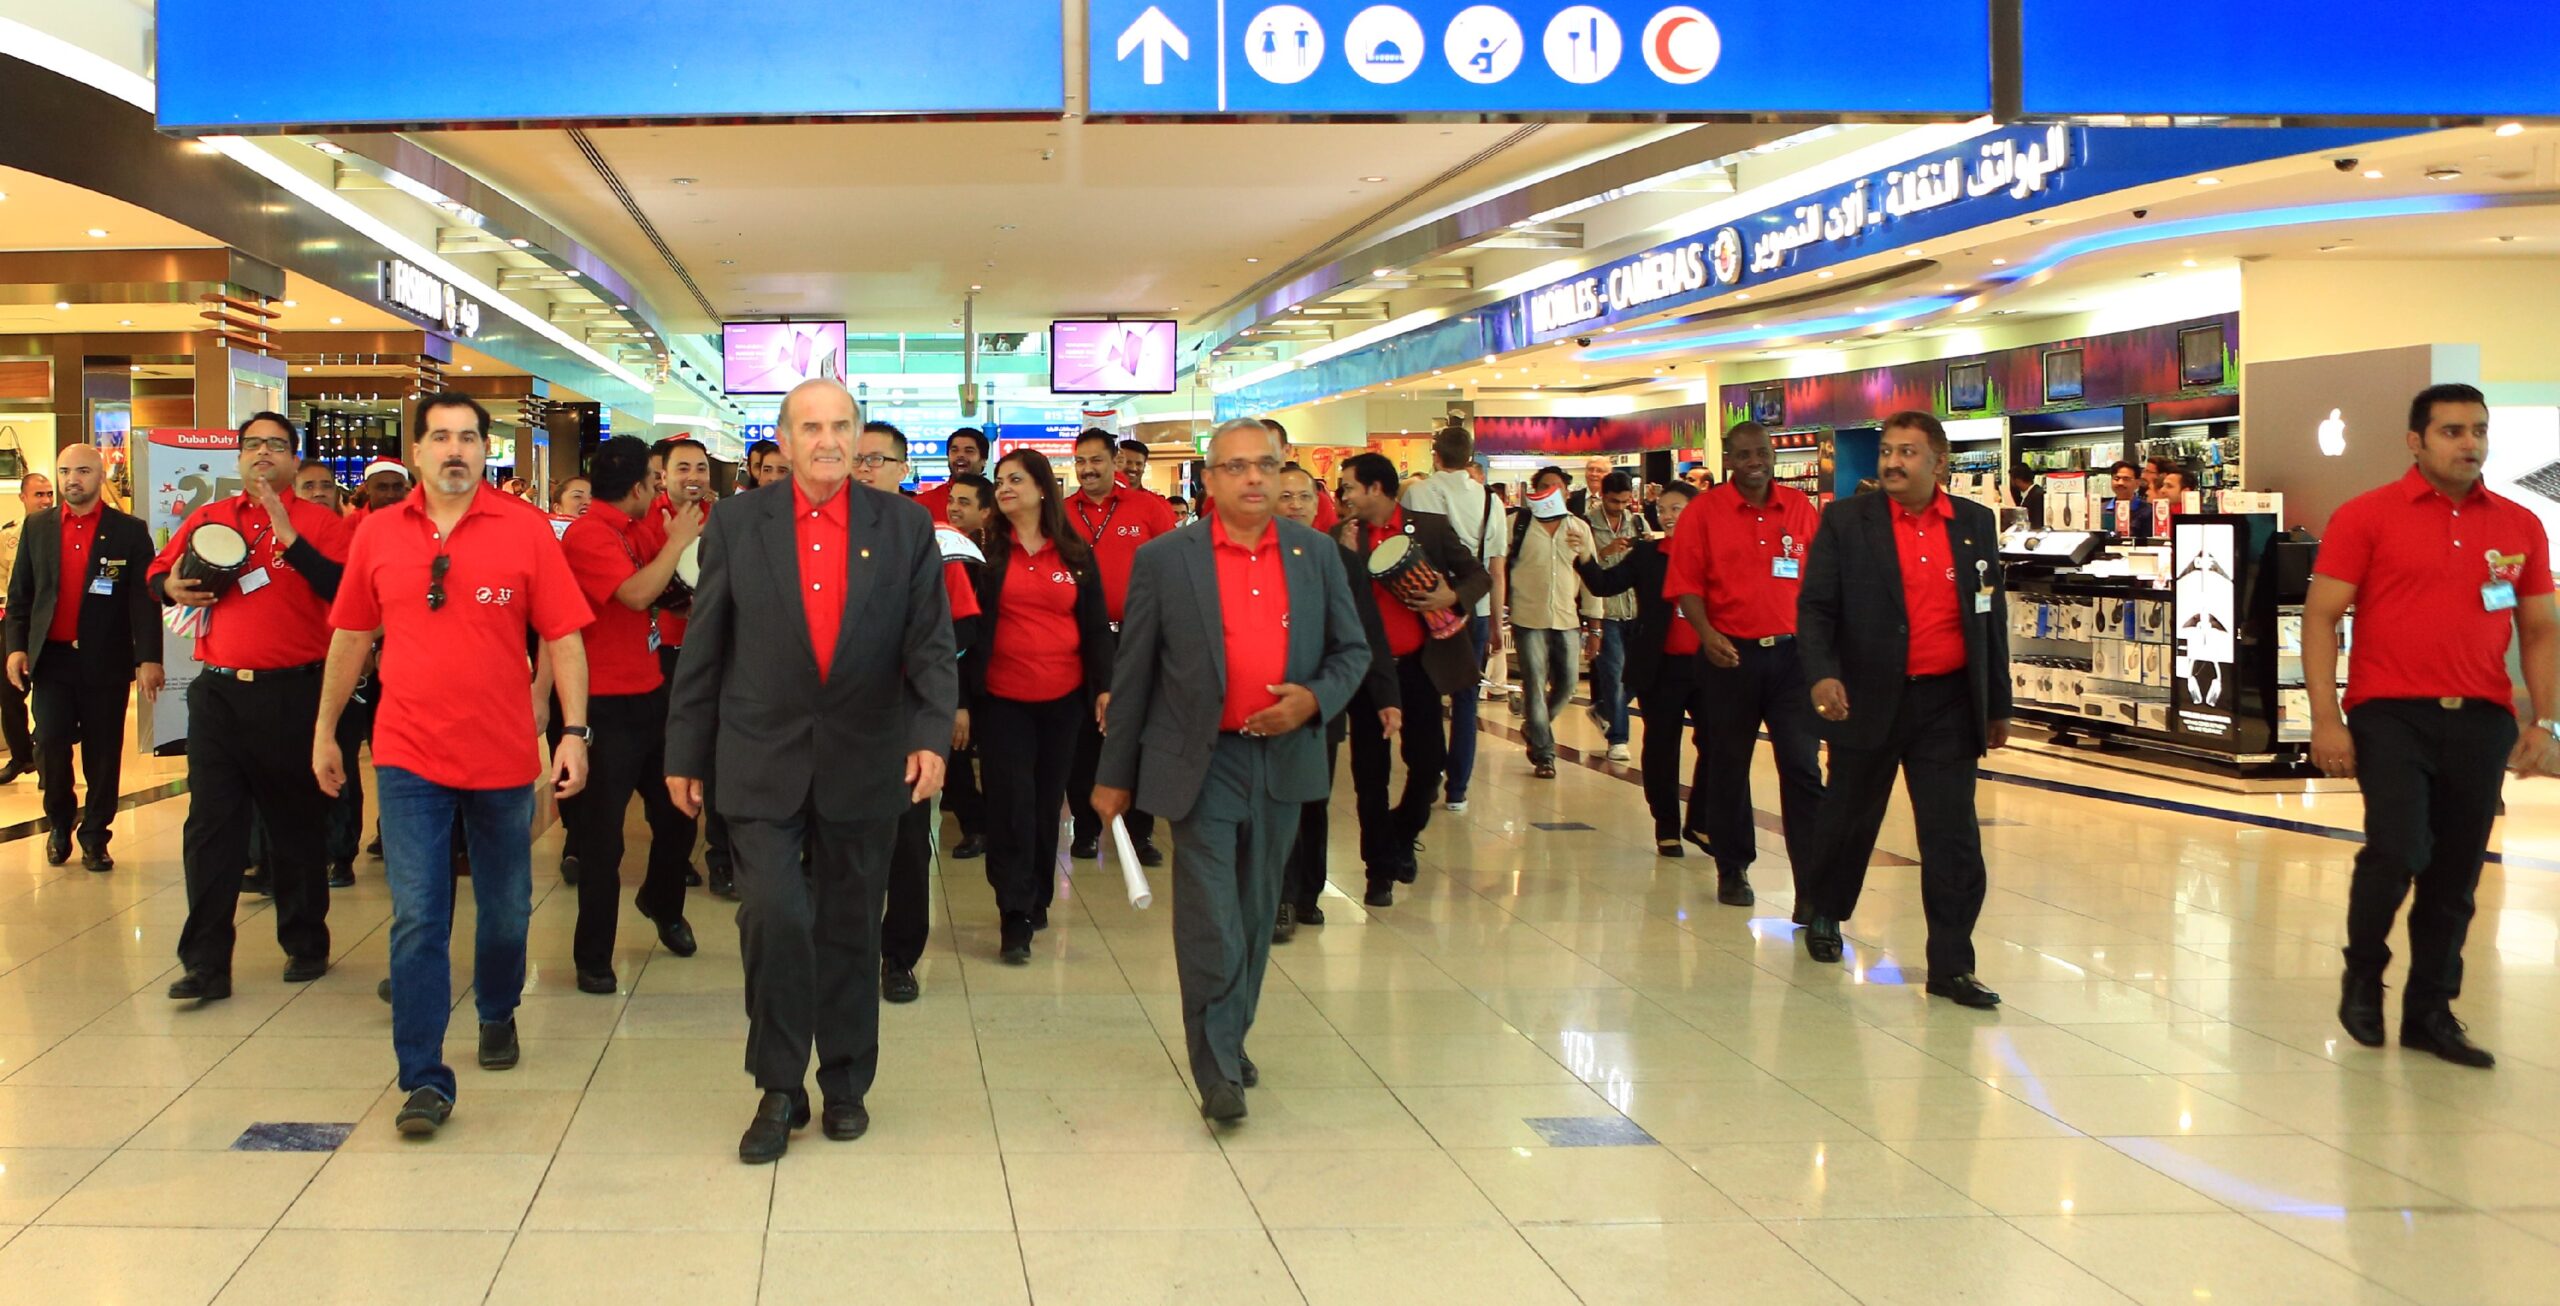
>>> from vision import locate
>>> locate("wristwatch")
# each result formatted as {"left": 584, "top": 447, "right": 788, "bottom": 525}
{"left": 558, "top": 725, "right": 595, "bottom": 744}
{"left": 2538, "top": 719, "right": 2560, "bottom": 744}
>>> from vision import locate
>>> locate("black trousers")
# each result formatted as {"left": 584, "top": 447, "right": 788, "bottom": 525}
{"left": 0, "top": 668, "right": 30, "bottom": 770}
{"left": 32, "top": 647, "right": 129, "bottom": 850}
{"left": 977, "top": 690, "right": 1082, "bottom": 917}
{"left": 1806, "top": 674, "right": 1989, "bottom": 978}
{"left": 1639, "top": 660, "right": 1710, "bottom": 841}
{"left": 573, "top": 688, "right": 695, "bottom": 973}
{"left": 327, "top": 683, "right": 375, "bottom": 866}
{"left": 657, "top": 644, "right": 728, "bottom": 875}
{"left": 176, "top": 671, "right": 334, "bottom": 975}
{"left": 1349, "top": 654, "right": 1445, "bottom": 885}
{"left": 1069, "top": 713, "right": 1155, "bottom": 848}
{"left": 1282, "top": 728, "right": 1347, "bottom": 915}
{"left": 2343, "top": 698, "right": 2518, "bottom": 1017}
{"left": 884, "top": 798, "right": 933, "bottom": 971}
{"left": 1698, "top": 640, "right": 1826, "bottom": 889}
{"left": 731, "top": 798, "right": 893, "bottom": 1103}
{"left": 945, "top": 741, "right": 983, "bottom": 838}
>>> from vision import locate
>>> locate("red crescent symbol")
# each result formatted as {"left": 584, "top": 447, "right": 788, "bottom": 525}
{"left": 1654, "top": 14, "right": 1699, "bottom": 75}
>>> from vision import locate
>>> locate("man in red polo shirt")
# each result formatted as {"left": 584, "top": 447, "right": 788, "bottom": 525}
{"left": 157, "top": 412, "right": 352, "bottom": 1001}
{"left": 1662, "top": 420, "right": 1827, "bottom": 909}
{"left": 1795, "top": 412, "right": 2010, "bottom": 1008}
{"left": 317, "top": 391, "right": 593, "bottom": 1138}
{"left": 559, "top": 436, "right": 705, "bottom": 996}
{"left": 2309, "top": 382, "right": 2558, "bottom": 1069}
{"left": 911, "top": 426, "right": 985, "bottom": 522}
{"left": 1063, "top": 427, "right": 1177, "bottom": 865}
{"left": 1093, "top": 418, "right": 1373, "bottom": 1121}
{"left": 634, "top": 435, "right": 725, "bottom": 893}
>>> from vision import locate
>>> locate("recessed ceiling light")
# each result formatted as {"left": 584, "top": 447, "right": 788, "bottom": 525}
{"left": 1816, "top": 270, "right": 1834, "bottom": 280}
{"left": 86, "top": 228, "right": 108, "bottom": 238}
{"left": 2195, "top": 176, "right": 2220, "bottom": 185}
{"left": 1940, "top": 283, "right": 1956, "bottom": 291}
{"left": 2425, "top": 167, "right": 2462, "bottom": 181}
{"left": 672, "top": 177, "right": 696, "bottom": 186}
{"left": 508, "top": 237, "right": 530, "bottom": 248}
{"left": 1735, "top": 292, "right": 1751, "bottom": 301}
{"left": 1371, "top": 267, "right": 1393, "bottom": 277}
{"left": 2495, "top": 122, "right": 2525, "bottom": 137}
{"left": 1245, "top": 257, "right": 1259, "bottom": 263}
{"left": 2362, "top": 168, "right": 2385, "bottom": 179}
{"left": 302, "top": 366, "right": 314, "bottom": 372}
{"left": 1990, "top": 258, "right": 2007, "bottom": 266}
{"left": 1482, "top": 355, "right": 1495, "bottom": 365}
{"left": 614, "top": 303, "right": 629, "bottom": 310}
{"left": 1904, "top": 248, "right": 1924, "bottom": 257}
{"left": 719, "top": 258, "right": 735, "bottom": 265}
{"left": 328, "top": 316, "right": 343, "bottom": 324}
{"left": 129, "top": 364, "right": 141, "bottom": 372}
{"left": 1359, "top": 175, "right": 1387, "bottom": 183}
{"left": 2181, "top": 258, "right": 2198, "bottom": 267}
{"left": 117, "top": 319, "right": 132, "bottom": 326}
{"left": 311, "top": 140, "right": 347, "bottom": 155}
{"left": 461, "top": 365, "right": 473, "bottom": 372}
{"left": 52, "top": 300, "right": 67, "bottom": 310}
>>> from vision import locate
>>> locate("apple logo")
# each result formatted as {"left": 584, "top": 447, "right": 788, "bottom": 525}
{"left": 2317, "top": 408, "right": 2347, "bottom": 456}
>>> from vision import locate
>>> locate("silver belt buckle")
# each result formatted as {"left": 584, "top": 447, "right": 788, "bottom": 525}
{"left": 1756, "top": 636, "right": 1780, "bottom": 647}
{"left": 2439, "top": 697, "right": 2463, "bottom": 710}
{"left": 237, "top": 668, "right": 256, "bottom": 683}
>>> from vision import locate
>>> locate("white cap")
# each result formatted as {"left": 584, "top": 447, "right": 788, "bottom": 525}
{"left": 361, "top": 458, "right": 409, "bottom": 483}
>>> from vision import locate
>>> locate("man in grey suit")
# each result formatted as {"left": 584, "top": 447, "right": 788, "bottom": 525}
{"left": 666, "top": 378, "right": 958, "bottom": 1163}
{"left": 1094, "top": 419, "right": 1371, "bottom": 1122}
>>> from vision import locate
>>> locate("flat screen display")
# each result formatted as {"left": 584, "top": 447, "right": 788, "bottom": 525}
{"left": 2178, "top": 325, "right": 2227, "bottom": 388}
{"left": 1748, "top": 385, "right": 1786, "bottom": 428}
{"left": 1948, "top": 361, "right": 1989, "bottom": 413}
{"left": 1050, "top": 320, "right": 1178, "bottom": 395}
{"left": 723, "top": 321, "right": 846, "bottom": 396}
{"left": 2044, "top": 348, "right": 2086, "bottom": 405}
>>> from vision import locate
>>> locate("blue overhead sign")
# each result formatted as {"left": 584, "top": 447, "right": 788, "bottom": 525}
{"left": 156, "top": 1, "right": 1065, "bottom": 131}
{"left": 1088, "top": 1, "right": 1990, "bottom": 117}
{"left": 2020, "top": 0, "right": 2560, "bottom": 118}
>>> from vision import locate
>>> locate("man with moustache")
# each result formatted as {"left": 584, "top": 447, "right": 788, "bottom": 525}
{"left": 1115, "top": 438, "right": 1151, "bottom": 487}
{"left": 1094, "top": 419, "right": 1370, "bottom": 1120}
{"left": 638, "top": 436, "right": 724, "bottom": 893}
{"left": 0, "top": 472, "right": 54, "bottom": 785}
{"left": 742, "top": 439, "right": 786, "bottom": 493}
{"left": 1063, "top": 428, "right": 1177, "bottom": 867}
{"left": 1272, "top": 465, "right": 1397, "bottom": 940}
{"left": 6, "top": 444, "right": 161, "bottom": 870}
{"left": 294, "top": 460, "right": 342, "bottom": 512}
{"left": 159, "top": 413, "right": 353, "bottom": 998}
{"left": 668, "top": 378, "right": 955, "bottom": 1163}
{"left": 914, "top": 426, "right": 988, "bottom": 520}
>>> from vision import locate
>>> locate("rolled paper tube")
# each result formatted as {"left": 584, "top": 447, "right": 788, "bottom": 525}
{"left": 1111, "top": 814, "right": 1153, "bottom": 910}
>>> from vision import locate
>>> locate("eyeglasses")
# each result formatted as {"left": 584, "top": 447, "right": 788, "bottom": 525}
{"left": 1209, "top": 457, "right": 1283, "bottom": 477}
{"left": 239, "top": 436, "right": 294, "bottom": 454}
{"left": 427, "top": 554, "right": 451, "bottom": 611}
{"left": 851, "top": 452, "right": 905, "bottom": 469}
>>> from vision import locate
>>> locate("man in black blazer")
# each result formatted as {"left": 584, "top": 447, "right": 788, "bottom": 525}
{"left": 4, "top": 444, "right": 162, "bottom": 870}
{"left": 1336, "top": 452, "right": 1491, "bottom": 907}
{"left": 1795, "top": 412, "right": 2012, "bottom": 1008}
{"left": 1274, "top": 465, "right": 1398, "bottom": 940}
{"left": 666, "top": 379, "right": 958, "bottom": 1163}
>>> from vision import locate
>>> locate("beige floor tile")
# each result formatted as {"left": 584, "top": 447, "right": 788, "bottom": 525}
{"left": 1674, "top": 1139, "right": 1987, "bottom": 1220}
{"left": 987, "top": 1088, "right": 1222, "bottom": 1153}
{"left": 214, "top": 1229, "right": 513, "bottom": 1306}
{"left": 488, "top": 1230, "right": 762, "bottom": 1306}
{"left": 558, "top": 1089, "right": 776, "bottom": 1155}
{"left": 2101, "top": 1133, "right": 2459, "bottom": 1213}
{"left": 1889, "top": 1136, "right": 2223, "bottom": 1215}
{"left": 523, "top": 1151, "right": 775, "bottom": 1231}
{"left": 39, "top": 1146, "right": 325, "bottom": 1227}
{"left": 1449, "top": 1144, "right": 1746, "bottom": 1223}
{"left": 2182, "top": 1071, "right": 2502, "bottom": 1138}
{"left": 283, "top": 1151, "right": 553, "bottom": 1231}
{"left": 0, "top": 1147, "right": 106, "bottom": 1222}
{"left": 1274, "top": 1228, "right": 1579, "bottom": 1306}
{"left": 1533, "top": 1027, "right": 1771, "bottom": 1083}
{"left": 1205, "top": 1086, "right": 1437, "bottom": 1152}
{"left": 1523, "top": 1221, "right": 1855, "bottom": 1304}
{"left": 0, "top": 1224, "right": 262, "bottom": 1306}
{"left": 2006, "top": 1073, "right": 2296, "bottom": 1137}
{"left": 1789, "top": 1074, "right": 2083, "bottom": 1141}
{"left": 585, "top": 1037, "right": 756, "bottom": 1092}
{"left": 762, "top": 1230, "right": 1029, "bottom": 1304}
{"left": 2318, "top": 1131, "right": 2560, "bottom": 1209}
{"left": 979, "top": 1035, "right": 1183, "bottom": 1090}
{"left": 870, "top": 1036, "right": 994, "bottom": 1092}
{"left": 0, "top": 1082, "right": 183, "bottom": 1147}
{"left": 1344, "top": 1031, "right": 1580, "bottom": 1087}
{"left": 1018, "top": 1229, "right": 1296, "bottom": 1306}
{"left": 611, "top": 992, "right": 750, "bottom": 1040}
{"left": 966, "top": 993, "right": 1156, "bottom": 1039}
{"left": 2253, "top": 1210, "right": 2560, "bottom": 1306}
{"left": 1297, "top": 988, "right": 1515, "bottom": 1036}
{"left": 1007, "top": 1150, "right": 1261, "bottom": 1231}
{"left": 123, "top": 1086, "right": 383, "bottom": 1151}
{"left": 2059, "top": 1021, "right": 2346, "bottom": 1074}
{"left": 343, "top": 1086, "right": 580, "bottom": 1154}
{"left": 1769, "top": 1216, "right": 2138, "bottom": 1305}
{"left": 2011, "top": 1212, "right": 2411, "bottom": 1305}
{"left": 1229, "top": 1148, "right": 1504, "bottom": 1228}
{"left": 450, "top": 1037, "right": 608, "bottom": 1093}
{"left": 1391, "top": 1082, "right": 1632, "bottom": 1149}
{"left": 1717, "top": 1027, "right": 1970, "bottom": 1080}
{"left": 2, "top": 1032, "right": 239, "bottom": 1087}
{"left": 197, "top": 1036, "right": 396, "bottom": 1090}
{"left": 767, "top": 1150, "right": 1014, "bottom": 1231}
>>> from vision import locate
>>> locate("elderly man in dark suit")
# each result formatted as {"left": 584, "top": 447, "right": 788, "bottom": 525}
{"left": 1795, "top": 411, "right": 2012, "bottom": 1008}
{"left": 666, "top": 378, "right": 958, "bottom": 1163}
{"left": 1095, "top": 419, "right": 1371, "bottom": 1122}
{"left": 5, "top": 443, "right": 162, "bottom": 870}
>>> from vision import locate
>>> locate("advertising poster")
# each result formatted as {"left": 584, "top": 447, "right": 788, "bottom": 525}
{"left": 2172, "top": 520, "right": 2238, "bottom": 739}
{"left": 143, "top": 427, "right": 244, "bottom": 750}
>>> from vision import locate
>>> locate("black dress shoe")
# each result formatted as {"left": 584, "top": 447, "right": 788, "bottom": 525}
{"left": 1656, "top": 837, "right": 1685, "bottom": 858}
{"left": 167, "top": 970, "right": 231, "bottom": 1001}
{"left": 882, "top": 966, "right": 920, "bottom": 1003}
{"left": 327, "top": 861, "right": 355, "bottom": 888}
{"left": 739, "top": 1089, "right": 809, "bottom": 1164}
{"left": 708, "top": 864, "right": 738, "bottom": 901}
{"left": 822, "top": 1099, "right": 870, "bottom": 1141}
{"left": 683, "top": 866, "right": 703, "bottom": 887}
{"left": 1070, "top": 837, "right": 1100, "bottom": 860}
{"left": 367, "top": 836, "right": 384, "bottom": 858}
{"left": 1136, "top": 840, "right": 1164, "bottom": 868}
{"left": 576, "top": 969, "right": 618, "bottom": 995}
{"left": 377, "top": 977, "right": 393, "bottom": 1004}
{"left": 395, "top": 1087, "right": 452, "bottom": 1137}
{"left": 1927, "top": 973, "right": 2003, "bottom": 1009}
{"left": 1240, "top": 1056, "right": 1259, "bottom": 1089}
{"left": 477, "top": 1018, "right": 519, "bottom": 1070}
{"left": 1273, "top": 903, "right": 1298, "bottom": 944}
{"left": 1363, "top": 884, "right": 1394, "bottom": 908}
{"left": 1791, "top": 904, "right": 1809, "bottom": 927}
{"left": 999, "top": 913, "right": 1034, "bottom": 964}
{"left": 283, "top": 955, "right": 329, "bottom": 984}
{"left": 2402, "top": 1009, "right": 2495, "bottom": 1068}
{"left": 1804, "top": 917, "right": 1843, "bottom": 964}
{"left": 1032, "top": 905, "right": 1050, "bottom": 931}
{"left": 82, "top": 847, "right": 113, "bottom": 873}
{"left": 655, "top": 916, "right": 699, "bottom": 958}
{"left": 1200, "top": 1080, "right": 1248, "bottom": 1121}
{"left": 559, "top": 855, "right": 580, "bottom": 887}
{"left": 242, "top": 871, "right": 272, "bottom": 897}
{"left": 0, "top": 761, "right": 26, "bottom": 784}
{"left": 44, "top": 831, "right": 68, "bottom": 866}
{"left": 1297, "top": 904, "right": 1325, "bottom": 926}
{"left": 1395, "top": 844, "right": 1420, "bottom": 884}
{"left": 1717, "top": 868, "right": 1756, "bottom": 907}
{"left": 1684, "top": 827, "right": 1718, "bottom": 859}
{"left": 951, "top": 835, "right": 985, "bottom": 860}
{"left": 2339, "top": 971, "right": 2387, "bottom": 1048}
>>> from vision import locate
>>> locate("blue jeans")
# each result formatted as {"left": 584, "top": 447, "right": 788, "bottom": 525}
{"left": 380, "top": 766, "right": 534, "bottom": 1102}
{"left": 1591, "top": 618, "right": 1633, "bottom": 745}
{"left": 1443, "top": 614, "right": 1489, "bottom": 803}
{"left": 1514, "top": 626, "right": 1580, "bottom": 765}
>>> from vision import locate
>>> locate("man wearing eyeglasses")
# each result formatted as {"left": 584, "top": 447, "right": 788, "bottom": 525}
{"left": 155, "top": 413, "right": 353, "bottom": 1001}
{"left": 316, "top": 391, "right": 594, "bottom": 1139}
{"left": 1063, "top": 427, "right": 1177, "bottom": 869}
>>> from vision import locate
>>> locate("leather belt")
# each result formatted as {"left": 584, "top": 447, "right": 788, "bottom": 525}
{"left": 1746, "top": 634, "right": 1793, "bottom": 647}
{"left": 203, "top": 661, "right": 325, "bottom": 682}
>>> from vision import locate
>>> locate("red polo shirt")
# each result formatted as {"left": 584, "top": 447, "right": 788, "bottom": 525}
{"left": 1363, "top": 508, "right": 1427, "bottom": 658}
{"left": 2317, "top": 465, "right": 2553, "bottom": 712}
{"left": 986, "top": 535, "right": 1084, "bottom": 702}
{"left": 148, "top": 494, "right": 349, "bottom": 669}
{"left": 1892, "top": 491, "right": 1967, "bottom": 678}
{"left": 46, "top": 503, "right": 104, "bottom": 645}
{"left": 914, "top": 480, "right": 953, "bottom": 522}
{"left": 1211, "top": 515, "right": 1291, "bottom": 731}
{"left": 631, "top": 492, "right": 708, "bottom": 648}
{"left": 790, "top": 482, "right": 852, "bottom": 682}
{"left": 331, "top": 488, "right": 592, "bottom": 789}
{"left": 1068, "top": 484, "right": 1179, "bottom": 622}
{"left": 559, "top": 502, "right": 667, "bottom": 696}
{"left": 1663, "top": 481, "right": 1820, "bottom": 645}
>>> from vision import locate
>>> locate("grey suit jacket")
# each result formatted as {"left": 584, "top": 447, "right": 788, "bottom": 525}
{"left": 1097, "top": 517, "right": 1371, "bottom": 822}
{"left": 666, "top": 480, "right": 958, "bottom": 823}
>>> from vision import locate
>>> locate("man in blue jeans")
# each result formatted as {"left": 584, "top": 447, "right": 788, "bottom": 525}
{"left": 1585, "top": 470, "right": 1648, "bottom": 762}
{"left": 316, "top": 391, "right": 593, "bottom": 1137}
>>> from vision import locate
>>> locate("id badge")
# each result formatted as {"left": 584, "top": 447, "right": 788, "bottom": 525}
{"left": 1974, "top": 589, "right": 1993, "bottom": 615}
{"left": 1771, "top": 557, "right": 1800, "bottom": 580}
{"left": 2484, "top": 581, "right": 2517, "bottom": 613}
{"left": 236, "top": 568, "right": 271, "bottom": 596}
{"left": 86, "top": 574, "right": 115, "bottom": 596}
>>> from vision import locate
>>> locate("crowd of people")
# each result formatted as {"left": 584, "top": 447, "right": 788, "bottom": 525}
{"left": 0, "top": 377, "right": 2544, "bottom": 1159}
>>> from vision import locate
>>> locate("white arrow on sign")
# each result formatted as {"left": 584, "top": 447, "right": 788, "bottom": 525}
{"left": 1116, "top": 5, "right": 1190, "bottom": 86}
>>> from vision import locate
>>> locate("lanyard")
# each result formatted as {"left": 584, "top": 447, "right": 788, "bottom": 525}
{"left": 1073, "top": 492, "right": 1120, "bottom": 542}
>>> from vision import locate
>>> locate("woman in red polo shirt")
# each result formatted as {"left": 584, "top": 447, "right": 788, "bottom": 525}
{"left": 968, "top": 449, "right": 1114, "bottom": 962}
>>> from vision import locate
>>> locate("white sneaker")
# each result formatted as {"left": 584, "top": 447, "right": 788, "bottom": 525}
{"left": 1606, "top": 744, "right": 1632, "bottom": 762}
{"left": 1444, "top": 799, "right": 1469, "bottom": 813}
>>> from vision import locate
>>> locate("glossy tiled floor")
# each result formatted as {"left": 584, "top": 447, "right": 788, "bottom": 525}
{"left": 0, "top": 706, "right": 2556, "bottom": 1305}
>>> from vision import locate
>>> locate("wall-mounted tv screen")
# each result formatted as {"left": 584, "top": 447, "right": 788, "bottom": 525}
{"left": 1050, "top": 319, "right": 1178, "bottom": 394}
{"left": 1748, "top": 384, "right": 1785, "bottom": 427}
{"left": 2178, "top": 324, "right": 2227, "bottom": 388}
{"left": 723, "top": 321, "right": 846, "bottom": 395}
{"left": 2044, "top": 347, "right": 2086, "bottom": 404}
{"left": 1948, "top": 360, "right": 1989, "bottom": 412}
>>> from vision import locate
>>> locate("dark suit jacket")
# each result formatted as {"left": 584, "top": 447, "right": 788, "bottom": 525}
{"left": 1098, "top": 518, "right": 1371, "bottom": 821}
{"left": 962, "top": 533, "right": 1114, "bottom": 705}
{"left": 4, "top": 504, "right": 161, "bottom": 682}
{"left": 666, "top": 481, "right": 958, "bottom": 823}
{"left": 1330, "top": 540, "right": 1400, "bottom": 744}
{"left": 1575, "top": 539, "right": 1678, "bottom": 700}
{"left": 1796, "top": 491, "right": 2012, "bottom": 755}
{"left": 1344, "top": 508, "right": 1492, "bottom": 699}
